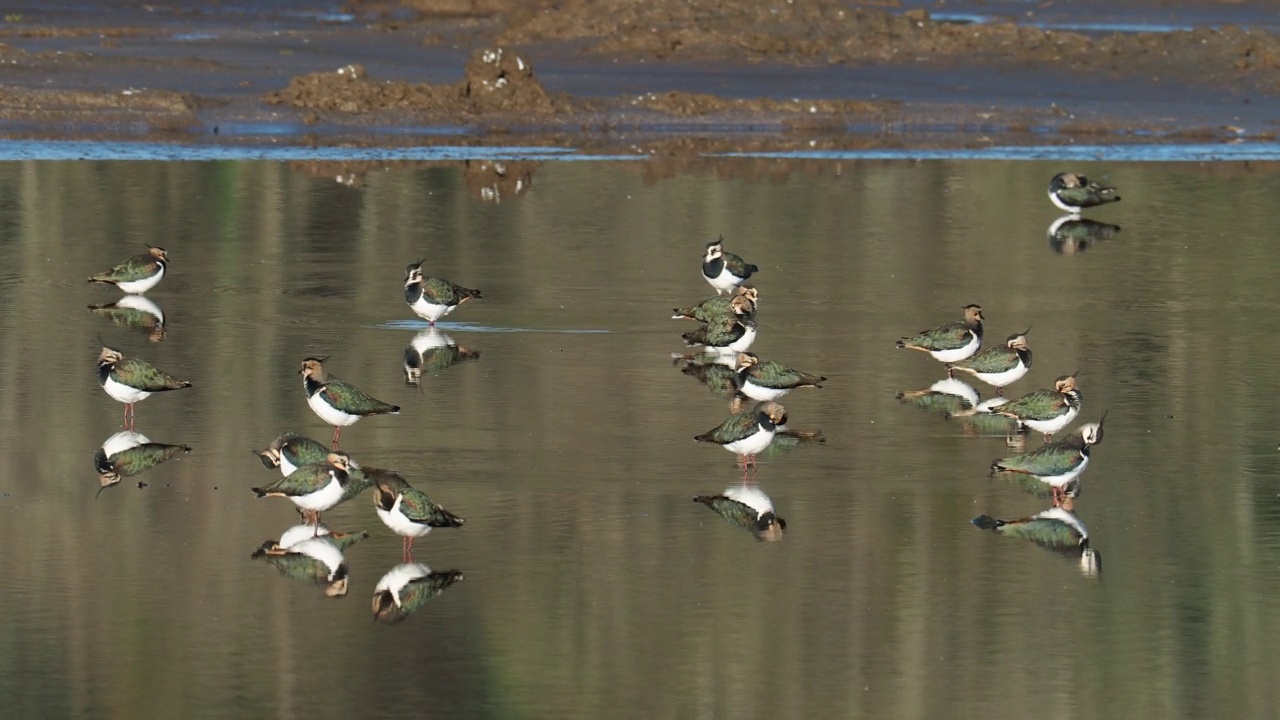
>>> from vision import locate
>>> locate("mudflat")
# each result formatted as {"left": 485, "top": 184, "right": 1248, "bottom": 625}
{"left": 0, "top": 0, "right": 1276, "bottom": 150}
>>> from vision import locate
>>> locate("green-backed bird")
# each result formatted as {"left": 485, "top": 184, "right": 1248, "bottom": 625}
{"left": 701, "top": 237, "right": 758, "bottom": 295}
{"left": 88, "top": 245, "right": 169, "bottom": 294}
{"left": 1048, "top": 172, "right": 1120, "bottom": 215}
{"left": 299, "top": 357, "right": 399, "bottom": 448}
{"left": 369, "top": 469, "right": 464, "bottom": 560}
{"left": 734, "top": 352, "right": 825, "bottom": 402}
{"left": 673, "top": 285, "right": 758, "bottom": 322}
{"left": 896, "top": 304, "right": 984, "bottom": 370}
{"left": 404, "top": 260, "right": 482, "bottom": 326}
{"left": 947, "top": 328, "right": 1031, "bottom": 396}
{"left": 991, "top": 413, "right": 1106, "bottom": 503}
{"left": 97, "top": 345, "right": 191, "bottom": 430}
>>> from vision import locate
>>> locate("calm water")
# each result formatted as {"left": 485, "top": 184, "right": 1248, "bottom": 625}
{"left": 1, "top": 156, "right": 1279, "bottom": 718}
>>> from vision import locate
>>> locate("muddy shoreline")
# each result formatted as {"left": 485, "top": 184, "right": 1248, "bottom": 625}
{"left": 0, "top": 1, "right": 1276, "bottom": 151}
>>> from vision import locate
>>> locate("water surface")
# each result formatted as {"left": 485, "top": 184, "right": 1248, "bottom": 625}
{"left": 0, "top": 157, "right": 1278, "bottom": 718}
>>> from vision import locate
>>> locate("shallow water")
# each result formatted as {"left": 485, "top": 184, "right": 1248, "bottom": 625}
{"left": 1, "top": 156, "right": 1279, "bottom": 718}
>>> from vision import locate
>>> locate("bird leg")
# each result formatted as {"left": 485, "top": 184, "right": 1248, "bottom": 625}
{"left": 946, "top": 367, "right": 955, "bottom": 379}
{"left": 122, "top": 403, "right": 135, "bottom": 430}
{"left": 995, "top": 387, "right": 1004, "bottom": 397}
{"left": 331, "top": 426, "right": 341, "bottom": 449}
{"left": 402, "top": 536, "right": 415, "bottom": 563}
{"left": 1042, "top": 433, "right": 1054, "bottom": 443}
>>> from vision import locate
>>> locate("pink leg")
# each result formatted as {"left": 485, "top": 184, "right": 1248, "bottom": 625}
{"left": 1043, "top": 433, "right": 1053, "bottom": 443}
{"left": 331, "top": 426, "right": 341, "bottom": 449}
{"left": 996, "top": 387, "right": 1004, "bottom": 397}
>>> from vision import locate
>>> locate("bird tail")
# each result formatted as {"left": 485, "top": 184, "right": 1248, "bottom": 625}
{"left": 971, "top": 515, "right": 1004, "bottom": 531}
{"left": 745, "top": 263, "right": 759, "bottom": 274}
{"left": 433, "top": 508, "right": 466, "bottom": 528}
{"left": 693, "top": 432, "right": 713, "bottom": 443}
{"left": 251, "top": 487, "right": 268, "bottom": 498}
{"left": 692, "top": 495, "right": 716, "bottom": 507}
{"left": 460, "top": 288, "right": 483, "bottom": 302}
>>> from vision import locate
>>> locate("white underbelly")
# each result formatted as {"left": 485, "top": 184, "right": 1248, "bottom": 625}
{"left": 1022, "top": 407, "right": 1079, "bottom": 435}
{"left": 740, "top": 381, "right": 789, "bottom": 402}
{"left": 411, "top": 297, "right": 456, "bottom": 322}
{"left": 103, "top": 376, "right": 151, "bottom": 404}
{"left": 308, "top": 392, "right": 360, "bottom": 426}
{"left": 929, "top": 333, "right": 979, "bottom": 363}
{"left": 115, "top": 266, "right": 164, "bottom": 294}
{"left": 723, "top": 427, "right": 775, "bottom": 456}
{"left": 290, "top": 475, "right": 344, "bottom": 511}
{"left": 971, "top": 361, "right": 1028, "bottom": 388}
{"left": 377, "top": 500, "right": 432, "bottom": 538}
{"left": 704, "top": 268, "right": 742, "bottom": 294}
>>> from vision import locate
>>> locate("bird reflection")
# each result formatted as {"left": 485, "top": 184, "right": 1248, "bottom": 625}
{"left": 693, "top": 482, "right": 786, "bottom": 541}
{"left": 94, "top": 430, "right": 191, "bottom": 493}
{"left": 371, "top": 563, "right": 465, "bottom": 623}
{"left": 971, "top": 499, "right": 1100, "bottom": 577}
{"left": 674, "top": 352, "right": 742, "bottom": 405}
{"left": 251, "top": 526, "right": 369, "bottom": 597}
{"left": 1047, "top": 215, "right": 1121, "bottom": 255}
{"left": 896, "top": 377, "right": 979, "bottom": 416}
{"left": 87, "top": 295, "right": 166, "bottom": 342}
{"left": 403, "top": 328, "right": 480, "bottom": 386}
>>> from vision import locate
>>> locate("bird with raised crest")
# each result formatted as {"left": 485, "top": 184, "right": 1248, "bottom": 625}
{"left": 990, "top": 413, "right": 1106, "bottom": 504}
{"left": 701, "top": 237, "right": 758, "bottom": 295}
{"left": 672, "top": 285, "right": 758, "bottom": 323}
{"left": 404, "top": 261, "right": 482, "bottom": 326}
{"left": 96, "top": 345, "right": 191, "bottom": 430}
{"left": 733, "top": 352, "right": 825, "bottom": 402}
{"left": 369, "top": 469, "right": 464, "bottom": 561}
{"left": 695, "top": 401, "right": 787, "bottom": 476}
{"left": 251, "top": 451, "right": 357, "bottom": 528}
{"left": 991, "top": 372, "right": 1082, "bottom": 443}
{"left": 682, "top": 293, "right": 757, "bottom": 356}
{"left": 1048, "top": 172, "right": 1121, "bottom": 215}
{"left": 693, "top": 483, "right": 786, "bottom": 541}
{"left": 299, "top": 357, "right": 399, "bottom": 448}
{"left": 88, "top": 245, "right": 169, "bottom": 294}
{"left": 947, "top": 327, "right": 1031, "bottom": 397}
{"left": 896, "top": 304, "right": 984, "bottom": 370}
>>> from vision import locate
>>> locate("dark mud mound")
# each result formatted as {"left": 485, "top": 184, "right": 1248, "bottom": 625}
{"left": 265, "top": 48, "right": 569, "bottom": 121}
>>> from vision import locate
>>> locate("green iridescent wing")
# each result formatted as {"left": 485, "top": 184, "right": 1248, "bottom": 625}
{"left": 323, "top": 379, "right": 399, "bottom": 415}
{"left": 400, "top": 485, "right": 465, "bottom": 527}
{"left": 253, "top": 463, "right": 334, "bottom": 497}
{"left": 90, "top": 253, "right": 161, "bottom": 283}
{"left": 112, "top": 357, "right": 191, "bottom": 392}
{"left": 951, "top": 346, "right": 1019, "bottom": 374}
{"left": 992, "top": 441, "right": 1084, "bottom": 477}
{"left": 337, "top": 466, "right": 374, "bottom": 504}
{"left": 683, "top": 314, "right": 745, "bottom": 346}
{"left": 747, "top": 359, "right": 825, "bottom": 389}
{"left": 900, "top": 320, "right": 971, "bottom": 351}
{"left": 421, "top": 276, "right": 482, "bottom": 306}
{"left": 721, "top": 252, "right": 758, "bottom": 278}
{"left": 326, "top": 530, "right": 370, "bottom": 552}
{"left": 695, "top": 409, "right": 758, "bottom": 445}
{"left": 996, "top": 389, "right": 1069, "bottom": 421}
{"left": 674, "top": 295, "right": 734, "bottom": 322}
{"left": 280, "top": 435, "right": 330, "bottom": 468}
{"left": 1057, "top": 183, "right": 1119, "bottom": 208}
